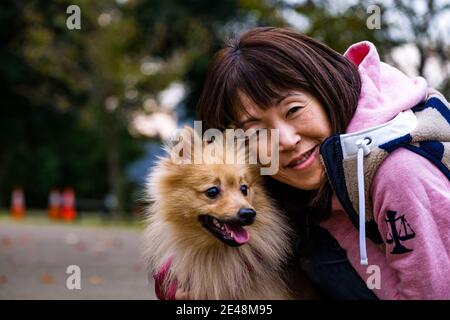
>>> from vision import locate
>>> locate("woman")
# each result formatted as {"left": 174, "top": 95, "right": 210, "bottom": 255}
{"left": 159, "top": 27, "right": 450, "bottom": 299}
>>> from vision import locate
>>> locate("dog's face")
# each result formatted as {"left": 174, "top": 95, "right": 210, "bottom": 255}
{"left": 155, "top": 161, "right": 259, "bottom": 247}
{"left": 151, "top": 127, "right": 263, "bottom": 247}
{"left": 194, "top": 163, "right": 258, "bottom": 247}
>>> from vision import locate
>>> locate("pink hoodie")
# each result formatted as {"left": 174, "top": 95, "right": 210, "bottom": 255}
{"left": 320, "top": 41, "right": 450, "bottom": 299}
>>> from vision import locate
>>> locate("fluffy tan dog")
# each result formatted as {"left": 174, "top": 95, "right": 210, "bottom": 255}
{"left": 143, "top": 127, "right": 294, "bottom": 299}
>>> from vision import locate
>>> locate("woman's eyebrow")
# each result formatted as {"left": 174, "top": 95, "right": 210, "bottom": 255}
{"left": 239, "top": 116, "right": 260, "bottom": 127}
{"left": 276, "top": 92, "right": 306, "bottom": 105}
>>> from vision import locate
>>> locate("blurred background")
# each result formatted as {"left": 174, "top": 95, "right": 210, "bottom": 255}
{"left": 0, "top": 0, "right": 449, "bottom": 299}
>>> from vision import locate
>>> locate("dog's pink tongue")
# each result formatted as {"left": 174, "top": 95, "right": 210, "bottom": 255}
{"left": 229, "top": 226, "right": 250, "bottom": 244}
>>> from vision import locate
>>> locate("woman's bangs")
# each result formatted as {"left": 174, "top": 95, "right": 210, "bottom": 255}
{"left": 226, "top": 61, "right": 291, "bottom": 126}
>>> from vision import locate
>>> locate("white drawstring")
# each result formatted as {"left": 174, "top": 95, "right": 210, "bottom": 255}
{"left": 356, "top": 138, "right": 371, "bottom": 265}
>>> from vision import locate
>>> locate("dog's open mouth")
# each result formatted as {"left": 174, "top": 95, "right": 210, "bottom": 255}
{"left": 198, "top": 215, "right": 250, "bottom": 247}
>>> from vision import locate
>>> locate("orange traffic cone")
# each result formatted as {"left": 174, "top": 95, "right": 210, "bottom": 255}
{"left": 60, "top": 187, "right": 76, "bottom": 222}
{"left": 48, "top": 189, "right": 61, "bottom": 219}
{"left": 10, "top": 187, "right": 25, "bottom": 219}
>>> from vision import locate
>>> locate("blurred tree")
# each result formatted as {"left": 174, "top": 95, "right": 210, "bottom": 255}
{"left": 0, "top": 0, "right": 145, "bottom": 214}
{"left": 288, "top": 0, "right": 449, "bottom": 96}
{"left": 387, "top": 0, "right": 450, "bottom": 95}
{"left": 132, "top": 0, "right": 286, "bottom": 116}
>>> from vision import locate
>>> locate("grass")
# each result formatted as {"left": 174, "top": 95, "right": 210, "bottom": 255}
{"left": 0, "top": 209, "right": 146, "bottom": 230}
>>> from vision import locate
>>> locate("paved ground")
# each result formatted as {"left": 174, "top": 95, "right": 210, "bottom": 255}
{"left": 0, "top": 219, "right": 155, "bottom": 300}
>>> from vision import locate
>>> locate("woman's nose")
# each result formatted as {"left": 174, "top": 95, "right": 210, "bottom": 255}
{"left": 278, "top": 124, "right": 301, "bottom": 152}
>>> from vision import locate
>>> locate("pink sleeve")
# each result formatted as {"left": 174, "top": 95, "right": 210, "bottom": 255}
{"left": 371, "top": 148, "right": 450, "bottom": 299}
{"left": 153, "top": 256, "right": 178, "bottom": 300}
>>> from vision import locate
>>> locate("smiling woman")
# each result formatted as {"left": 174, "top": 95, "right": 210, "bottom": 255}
{"left": 193, "top": 27, "right": 376, "bottom": 299}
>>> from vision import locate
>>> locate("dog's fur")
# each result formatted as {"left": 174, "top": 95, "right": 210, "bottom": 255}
{"left": 143, "top": 127, "right": 295, "bottom": 299}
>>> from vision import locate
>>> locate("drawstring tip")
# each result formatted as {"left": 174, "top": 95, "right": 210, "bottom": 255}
{"left": 356, "top": 137, "right": 371, "bottom": 268}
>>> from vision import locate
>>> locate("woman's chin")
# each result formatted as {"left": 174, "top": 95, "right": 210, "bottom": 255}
{"left": 291, "top": 179, "right": 322, "bottom": 191}
{"left": 274, "top": 167, "right": 324, "bottom": 191}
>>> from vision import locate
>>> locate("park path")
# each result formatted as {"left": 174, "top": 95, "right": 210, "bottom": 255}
{"left": 0, "top": 220, "right": 155, "bottom": 300}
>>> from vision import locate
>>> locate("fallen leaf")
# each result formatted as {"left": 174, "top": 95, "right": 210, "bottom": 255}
{"left": 89, "top": 275, "right": 103, "bottom": 285}
{"left": 1, "top": 237, "right": 11, "bottom": 247}
{"left": 40, "top": 274, "right": 54, "bottom": 284}
{"left": 0, "top": 275, "right": 7, "bottom": 285}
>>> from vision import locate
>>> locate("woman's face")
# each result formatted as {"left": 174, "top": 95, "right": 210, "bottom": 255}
{"left": 238, "top": 91, "right": 332, "bottom": 190}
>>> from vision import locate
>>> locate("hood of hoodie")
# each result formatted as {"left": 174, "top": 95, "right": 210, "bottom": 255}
{"left": 343, "top": 41, "right": 428, "bottom": 133}
{"left": 322, "top": 41, "right": 431, "bottom": 265}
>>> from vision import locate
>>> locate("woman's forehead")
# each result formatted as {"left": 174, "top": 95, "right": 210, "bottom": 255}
{"left": 235, "top": 92, "right": 262, "bottom": 120}
{"left": 236, "top": 90, "right": 309, "bottom": 120}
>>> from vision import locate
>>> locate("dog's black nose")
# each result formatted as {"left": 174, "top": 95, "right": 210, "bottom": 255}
{"left": 238, "top": 208, "right": 256, "bottom": 225}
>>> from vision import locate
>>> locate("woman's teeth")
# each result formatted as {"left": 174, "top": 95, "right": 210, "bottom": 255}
{"left": 290, "top": 148, "right": 314, "bottom": 167}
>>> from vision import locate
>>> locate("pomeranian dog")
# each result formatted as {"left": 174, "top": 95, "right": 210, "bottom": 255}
{"left": 143, "top": 126, "right": 295, "bottom": 299}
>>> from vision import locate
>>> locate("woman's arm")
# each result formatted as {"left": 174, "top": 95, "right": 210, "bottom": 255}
{"left": 372, "top": 147, "right": 450, "bottom": 299}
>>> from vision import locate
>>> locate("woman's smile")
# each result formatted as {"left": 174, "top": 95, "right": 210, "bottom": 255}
{"left": 284, "top": 145, "right": 319, "bottom": 170}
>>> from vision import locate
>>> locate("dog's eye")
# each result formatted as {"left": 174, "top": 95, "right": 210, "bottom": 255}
{"left": 240, "top": 184, "right": 248, "bottom": 196}
{"left": 205, "top": 186, "right": 220, "bottom": 199}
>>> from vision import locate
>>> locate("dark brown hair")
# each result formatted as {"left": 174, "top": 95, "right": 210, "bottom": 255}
{"left": 196, "top": 27, "right": 361, "bottom": 221}
{"left": 196, "top": 27, "right": 361, "bottom": 133}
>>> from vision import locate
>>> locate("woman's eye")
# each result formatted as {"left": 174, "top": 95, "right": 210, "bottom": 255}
{"left": 205, "top": 186, "right": 220, "bottom": 199}
{"left": 287, "top": 106, "right": 303, "bottom": 117}
{"left": 240, "top": 184, "right": 248, "bottom": 196}
{"left": 247, "top": 128, "right": 263, "bottom": 136}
